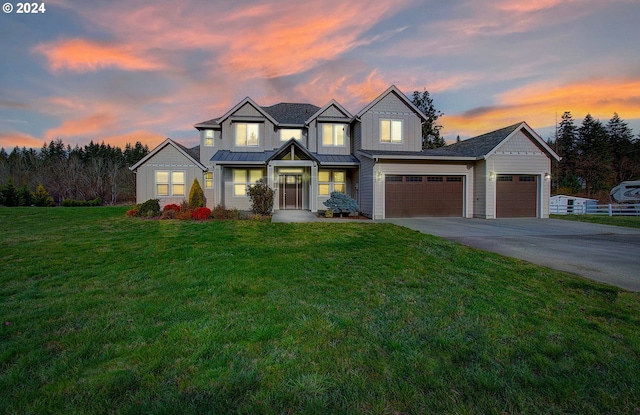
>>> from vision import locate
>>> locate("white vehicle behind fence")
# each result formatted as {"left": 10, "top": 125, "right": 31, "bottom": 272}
{"left": 610, "top": 180, "right": 640, "bottom": 203}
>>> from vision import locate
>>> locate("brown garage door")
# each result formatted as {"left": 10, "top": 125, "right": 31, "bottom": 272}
{"left": 496, "top": 175, "right": 538, "bottom": 218}
{"left": 385, "top": 175, "right": 463, "bottom": 218}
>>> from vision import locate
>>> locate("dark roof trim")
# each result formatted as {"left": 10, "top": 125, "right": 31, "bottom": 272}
{"left": 266, "top": 138, "right": 319, "bottom": 163}
{"left": 305, "top": 100, "right": 353, "bottom": 125}
{"left": 354, "top": 85, "right": 428, "bottom": 122}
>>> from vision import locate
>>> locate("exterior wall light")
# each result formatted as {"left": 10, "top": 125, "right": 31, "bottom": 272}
{"left": 489, "top": 171, "right": 496, "bottom": 181}
{"left": 544, "top": 172, "right": 551, "bottom": 181}
{"left": 376, "top": 171, "right": 383, "bottom": 182}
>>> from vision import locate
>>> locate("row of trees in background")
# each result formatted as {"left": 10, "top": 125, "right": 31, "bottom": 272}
{"left": 0, "top": 140, "right": 149, "bottom": 205}
{"left": 550, "top": 112, "right": 640, "bottom": 199}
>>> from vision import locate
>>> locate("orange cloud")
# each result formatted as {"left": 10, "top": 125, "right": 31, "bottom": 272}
{"left": 443, "top": 77, "right": 640, "bottom": 139}
{"left": 46, "top": 112, "right": 117, "bottom": 139}
{"left": 0, "top": 131, "right": 45, "bottom": 150}
{"left": 34, "top": 38, "right": 164, "bottom": 73}
{"left": 220, "top": 1, "right": 403, "bottom": 78}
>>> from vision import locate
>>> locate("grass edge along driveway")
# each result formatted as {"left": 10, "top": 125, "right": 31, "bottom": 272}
{"left": 1, "top": 207, "right": 639, "bottom": 414}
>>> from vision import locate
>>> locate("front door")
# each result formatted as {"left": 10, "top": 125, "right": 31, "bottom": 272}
{"left": 280, "top": 175, "right": 302, "bottom": 209}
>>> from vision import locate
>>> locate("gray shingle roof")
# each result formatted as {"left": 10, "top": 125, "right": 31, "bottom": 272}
{"left": 358, "top": 123, "right": 523, "bottom": 159}
{"left": 261, "top": 103, "right": 321, "bottom": 125}
{"left": 434, "top": 123, "right": 522, "bottom": 157}
{"left": 314, "top": 154, "right": 359, "bottom": 165}
{"left": 173, "top": 143, "right": 200, "bottom": 161}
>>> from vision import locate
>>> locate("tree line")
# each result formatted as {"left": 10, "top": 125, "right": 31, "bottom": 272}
{"left": 549, "top": 112, "right": 640, "bottom": 199}
{"left": 0, "top": 139, "right": 149, "bottom": 205}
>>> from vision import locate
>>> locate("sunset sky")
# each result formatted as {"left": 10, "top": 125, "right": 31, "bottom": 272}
{"left": 1, "top": 0, "right": 639, "bottom": 151}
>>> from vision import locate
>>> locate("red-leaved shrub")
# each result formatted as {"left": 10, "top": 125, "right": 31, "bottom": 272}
{"left": 163, "top": 203, "right": 181, "bottom": 212}
{"left": 126, "top": 209, "right": 138, "bottom": 217}
{"left": 192, "top": 207, "right": 212, "bottom": 220}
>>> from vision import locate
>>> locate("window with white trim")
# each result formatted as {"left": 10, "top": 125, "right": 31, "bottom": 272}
{"left": 235, "top": 123, "right": 260, "bottom": 147}
{"left": 155, "top": 170, "right": 185, "bottom": 197}
{"left": 380, "top": 119, "right": 402, "bottom": 143}
{"left": 204, "top": 172, "right": 213, "bottom": 189}
{"left": 204, "top": 129, "right": 214, "bottom": 147}
{"left": 233, "top": 169, "right": 263, "bottom": 196}
{"left": 322, "top": 124, "right": 345, "bottom": 146}
{"left": 318, "top": 170, "right": 346, "bottom": 195}
{"left": 280, "top": 129, "right": 302, "bottom": 141}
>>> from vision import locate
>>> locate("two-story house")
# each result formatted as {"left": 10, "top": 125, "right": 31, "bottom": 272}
{"left": 131, "top": 85, "right": 560, "bottom": 219}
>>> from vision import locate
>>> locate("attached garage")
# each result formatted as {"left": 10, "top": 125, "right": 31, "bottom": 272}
{"left": 496, "top": 174, "right": 538, "bottom": 217}
{"left": 385, "top": 175, "right": 464, "bottom": 217}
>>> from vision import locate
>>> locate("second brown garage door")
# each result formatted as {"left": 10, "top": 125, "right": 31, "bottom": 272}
{"left": 385, "top": 175, "right": 463, "bottom": 218}
{"left": 496, "top": 174, "right": 538, "bottom": 217}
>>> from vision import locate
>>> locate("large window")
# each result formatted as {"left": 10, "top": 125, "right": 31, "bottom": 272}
{"left": 280, "top": 129, "right": 302, "bottom": 141}
{"left": 318, "top": 170, "right": 346, "bottom": 195}
{"left": 233, "top": 169, "right": 263, "bottom": 196}
{"left": 204, "top": 129, "right": 214, "bottom": 147}
{"left": 235, "top": 123, "right": 260, "bottom": 147}
{"left": 155, "top": 170, "right": 185, "bottom": 197}
{"left": 322, "top": 124, "right": 345, "bottom": 146}
{"left": 380, "top": 119, "right": 402, "bottom": 143}
{"left": 204, "top": 172, "right": 213, "bottom": 189}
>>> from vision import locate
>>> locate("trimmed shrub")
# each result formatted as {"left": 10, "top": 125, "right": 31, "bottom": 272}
{"left": 176, "top": 209, "right": 193, "bottom": 220}
{"left": 33, "top": 183, "right": 55, "bottom": 207}
{"left": 323, "top": 191, "right": 359, "bottom": 215}
{"left": 126, "top": 209, "right": 138, "bottom": 217}
{"left": 192, "top": 207, "right": 212, "bottom": 220}
{"left": 247, "top": 178, "right": 274, "bottom": 215}
{"left": 161, "top": 209, "right": 177, "bottom": 219}
{"left": 61, "top": 197, "right": 103, "bottom": 207}
{"left": 188, "top": 178, "right": 204, "bottom": 209}
{"left": 137, "top": 199, "right": 160, "bottom": 217}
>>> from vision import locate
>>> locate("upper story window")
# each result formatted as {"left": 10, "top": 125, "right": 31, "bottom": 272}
{"left": 322, "top": 124, "right": 345, "bottom": 147}
{"left": 280, "top": 129, "right": 302, "bottom": 141}
{"left": 380, "top": 119, "right": 402, "bottom": 143}
{"left": 155, "top": 170, "right": 185, "bottom": 197}
{"left": 235, "top": 123, "right": 260, "bottom": 147}
{"left": 204, "top": 130, "right": 214, "bottom": 147}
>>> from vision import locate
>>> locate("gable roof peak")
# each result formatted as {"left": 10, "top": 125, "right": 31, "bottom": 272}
{"left": 355, "top": 85, "right": 428, "bottom": 121}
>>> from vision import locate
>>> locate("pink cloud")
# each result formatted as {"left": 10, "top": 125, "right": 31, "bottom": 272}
{"left": 34, "top": 38, "right": 164, "bottom": 73}
{"left": 0, "top": 131, "right": 45, "bottom": 150}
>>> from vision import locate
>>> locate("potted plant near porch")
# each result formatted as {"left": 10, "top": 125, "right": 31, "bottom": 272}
{"left": 323, "top": 191, "right": 359, "bottom": 217}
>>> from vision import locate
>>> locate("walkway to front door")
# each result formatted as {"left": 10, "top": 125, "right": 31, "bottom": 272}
{"left": 279, "top": 174, "right": 302, "bottom": 209}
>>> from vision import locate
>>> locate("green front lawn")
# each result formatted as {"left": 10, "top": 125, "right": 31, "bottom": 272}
{"left": 1, "top": 207, "right": 639, "bottom": 414}
{"left": 552, "top": 213, "right": 640, "bottom": 229}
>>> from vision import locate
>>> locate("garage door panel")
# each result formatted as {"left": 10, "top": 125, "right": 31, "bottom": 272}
{"left": 496, "top": 175, "right": 537, "bottom": 218}
{"left": 385, "top": 175, "right": 463, "bottom": 218}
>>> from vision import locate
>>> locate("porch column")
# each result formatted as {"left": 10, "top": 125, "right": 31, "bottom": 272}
{"left": 310, "top": 162, "right": 318, "bottom": 212}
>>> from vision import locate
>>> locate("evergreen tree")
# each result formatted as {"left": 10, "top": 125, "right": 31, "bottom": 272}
{"left": 576, "top": 114, "right": 613, "bottom": 197}
{"left": 18, "top": 185, "right": 33, "bottom": 206}
{"left": 410, "top": 90, "right": 445, "bottom": 149}
{"left": 1, "top": 179, "right": 19, "bottom": 206}
{"left": 556, "top": 111, "right": 578, "bottom": 187}
{"left": 188, "top": 178, "right": 204, "bottom": 208}
{"left": 607, "top": 113, "right": 636, "bottom": 183}
{"left": 33, "top": 183, "right": 55, "bottom": 207}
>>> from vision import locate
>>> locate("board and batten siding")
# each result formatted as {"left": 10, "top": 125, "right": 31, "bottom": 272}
{"left": 473, "top": 159, "right": 487, "bottom": 218}
{"left": 483, "top": 154, "right": 552, "bottom": 218}
{"left": 199, "top": 128, "right": 219, "bottom": 166}
{"left": 357, "top": 156, "right": 375, "bottom": 217}
{"left": 371, "top": 162, "right": 474, "bottom": 219}
{"left": 358, "top": 92, "right": 422, "bottom": 153}
{"left": 221, "top": 167, "right": 267, "bottom": 211}
{"left": 134, "top": 145, "right": 204, "bottom": 207}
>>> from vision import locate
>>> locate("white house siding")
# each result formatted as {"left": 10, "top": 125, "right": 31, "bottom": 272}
{"left": 134, "top": 145, "right": 204, "bottom": 207}
{"left": 372, "top": 162, "right": 474, "bottom": 219}
{"left": 359, "top": 93, "right": 422, "bottom": 153}
{"left": 483, "top": 154, "right": 551, "bottom": 218}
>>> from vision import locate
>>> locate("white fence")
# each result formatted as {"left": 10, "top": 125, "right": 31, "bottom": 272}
{"left": 550, "top": 203, "right": 640, "bottom": 216}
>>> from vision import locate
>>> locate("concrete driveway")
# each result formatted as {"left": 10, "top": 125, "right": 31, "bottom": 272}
{"left": 383, "top": 218, "right": 640, "bottom": 292}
